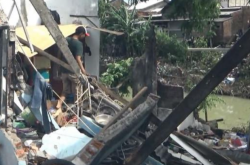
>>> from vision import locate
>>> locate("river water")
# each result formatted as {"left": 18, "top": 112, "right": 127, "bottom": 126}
{"left": 199, "top": 96, "right": 250, "bottom": 130}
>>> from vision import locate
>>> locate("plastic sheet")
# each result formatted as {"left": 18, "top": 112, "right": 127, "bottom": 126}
{"left": 40, "top": 127, "right": 91, "bottom": 161}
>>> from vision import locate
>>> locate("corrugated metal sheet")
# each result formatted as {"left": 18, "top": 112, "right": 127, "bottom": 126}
{"left": 16, "top": 24, "right": 79, "bottom": 57}
{"left": 17, "top": 24, "right": 124, "bottom": 58}
{"left": 17, "top": 24, "right": 81, "bottom": 57}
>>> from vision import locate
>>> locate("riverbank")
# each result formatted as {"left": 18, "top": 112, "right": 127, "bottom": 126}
{"left": 157, "top": 62, "right": 250, "bottom": 99}
{"left": 199, "top": 95, "right": 250, "bottom": 130}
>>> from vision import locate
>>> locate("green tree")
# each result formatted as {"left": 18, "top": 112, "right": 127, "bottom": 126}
{"left": 100, "top": 58, "right": 133, "bottom": 96}
{"left": 163, "top": 0, "right": 220, "bottom": 35}
{"left": 156, "top": 31, "right": 187, "bottom": 64}
{"left": 101, "top": 4, "right": 151, "bottom": 57}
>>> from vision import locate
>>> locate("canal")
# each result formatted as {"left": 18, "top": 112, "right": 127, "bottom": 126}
{"left": 199, "top": 96, "right": 250, "bottom": 130}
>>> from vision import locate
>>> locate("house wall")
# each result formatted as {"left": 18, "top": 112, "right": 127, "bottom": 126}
{"left": 0, "top": 0, "right": 100, "bottom": 77}
{"left": 44, "top": 0, "right": 100, "bottom": 77}
{"left": 229, "top": 0, "right": 248, "bottom": 6}
{"left": 230, "top": 7, "right": 250, "bottom": 36}
{"left": 241, "top": 7, "right": 250, "bottom": 32}
{"left": 231, "top": 10, "right": 244, "bottom": 35}
{"left": 223, "top": 19, "right": 233, "bottom": 42}
{"left": 221, "top": 0, "right": 229, "bottom": 8}
{"left": 213, "top": 19, "right": 232, "bottom": 46}
{"left": 213, "top": 22, "right": 224, "bottom": 45}
{"left": 168, "top": 21, "right": 183, "bottom": 38}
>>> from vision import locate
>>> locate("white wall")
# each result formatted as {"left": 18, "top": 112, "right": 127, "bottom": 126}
{"left": 0, "top": 0, "right": 100, "bottom": 77}
{"left": 45, "top": 0, "right": 100, "bottom": 77}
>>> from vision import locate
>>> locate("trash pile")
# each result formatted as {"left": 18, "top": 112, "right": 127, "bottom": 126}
{"left": 1, "top": 3, "right": 250, "bottom": 164}
{"left": 1, "top": 58, "right": 163, "bottom": 165}
{"left": 2, "top": 62, "right": 250, "bottom": 165}
{"left": 181, "top": 120, "right": 249, "bottom": 151}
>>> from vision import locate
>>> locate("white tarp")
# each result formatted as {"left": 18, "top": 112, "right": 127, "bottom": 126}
{"left": 40, "top": 127, "right": 92, "bottom": 161}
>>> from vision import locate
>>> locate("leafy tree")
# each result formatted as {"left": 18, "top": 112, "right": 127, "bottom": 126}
{"left": 197, "top": 94, "right": 224, "bottom": 113}
{"left": 101, "top": 4, "right": 151, "bottom": 57}
{"left": 156, "top": 31, "right": 187, "bottom": 64}
{"left": 163, "top": 0, "right": 220, "bottom": 35}
{"left": 100, "top": 58, "right": 133, "bottom": 95}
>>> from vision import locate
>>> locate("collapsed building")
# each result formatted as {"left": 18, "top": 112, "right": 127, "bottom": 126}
{"left": 1, "top": 1, "right": 250, "bottom": 165}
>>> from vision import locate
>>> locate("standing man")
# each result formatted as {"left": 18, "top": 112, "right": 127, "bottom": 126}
{"left": 56, "top": 26, "right": 90, "bottom": 109}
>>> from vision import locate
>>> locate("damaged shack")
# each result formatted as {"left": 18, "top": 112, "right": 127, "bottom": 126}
{"left": 2, "top": 1, "right": 250, "bottom": 165}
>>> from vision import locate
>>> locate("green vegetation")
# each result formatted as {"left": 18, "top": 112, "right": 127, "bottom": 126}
{"left": 98, "top": 0, "right": 228, "bottom": 111}
{"left": 197, "top": 94, "right": 224, "bottom": 113}
{"left": 156, "top": 31, "right": 187, "bottom": 64}
{"left": 99, "top": 3, "right": 151, "bottom": 57}
{"left": 163, "top": 0, "right": 220, "bottom": 36}
{"left": 100, "top": 58, "right": 133, "bottom": 96}
{"left": 187, "top": 37, "right": 222, "bottom": 72}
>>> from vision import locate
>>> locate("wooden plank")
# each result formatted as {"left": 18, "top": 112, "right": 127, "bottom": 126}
{"left": 18, "top": 37, "right": 73, "bottom": 72}
{"left": 29, "top": 0, "right": 86, "bottom": 84}
{"left": 87, "top": 26, "right": 124, "bottom": 36}
{"left": 125, "top": 29, "right": 250, "bottom": 165}
{"left": 73, "top": 94, "right": 159, "bottom": 165}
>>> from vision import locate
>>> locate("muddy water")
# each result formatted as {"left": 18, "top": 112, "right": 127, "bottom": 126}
{"left": 199, "top": 96, "right": 250, "bottom": 130}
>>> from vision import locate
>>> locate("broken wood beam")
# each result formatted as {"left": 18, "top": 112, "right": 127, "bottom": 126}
{"left": 102, "top": 87, "right": 148, "bottom": 132}
{"left": 73, "top": 94, "right": 159, "bottom": 165}
{"left": 18, "top": 37, "right": 73, "bottom": 72}
{"left": 29, "top": 0, "right": 86, "bottom": 85}
{"left": 209, "top": 118, "right": 224, "bottom": 123}
{"left": 126, "top": 29, "right": 250, "bottom": 165}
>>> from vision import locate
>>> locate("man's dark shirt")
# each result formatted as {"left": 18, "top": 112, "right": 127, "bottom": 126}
{"left": 61, "top": 37, "right": 83, "bottom": 74}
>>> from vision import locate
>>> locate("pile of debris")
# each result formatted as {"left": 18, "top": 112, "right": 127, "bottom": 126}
{"left": 2, "top": 1, "right": 250, "bottom": 165}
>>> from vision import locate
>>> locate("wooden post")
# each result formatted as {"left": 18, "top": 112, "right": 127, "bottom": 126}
{"left": 205, "top": 108, "right": 208, "bottom": 122}
{"left": 29, "top": 0, "right": 86, "bottom": 85}
{"left": 126, "top": 29, "right": 250, "bottom": 165}
{"left": 132, "top": 26, "right": 157, "bottom": 106}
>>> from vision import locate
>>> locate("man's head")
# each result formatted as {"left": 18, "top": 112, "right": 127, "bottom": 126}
{"left": 75, "top": 26, "right": 90, "bottom": 40}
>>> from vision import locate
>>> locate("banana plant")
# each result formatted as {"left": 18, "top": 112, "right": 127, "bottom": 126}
{"left": 101, "top": 3, "right": 151, "bottom": 57}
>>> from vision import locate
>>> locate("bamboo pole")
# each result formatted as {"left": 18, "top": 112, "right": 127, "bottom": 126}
{"left": 13, "top": 0, "right": 34, "bottom": 53}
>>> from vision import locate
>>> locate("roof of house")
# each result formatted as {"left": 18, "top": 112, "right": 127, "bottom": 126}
{"left": 229, "top": 0, "right": 248, "bottom": 7}
{"left": 128, "top": 0, "right": 167, "bottom": 11}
